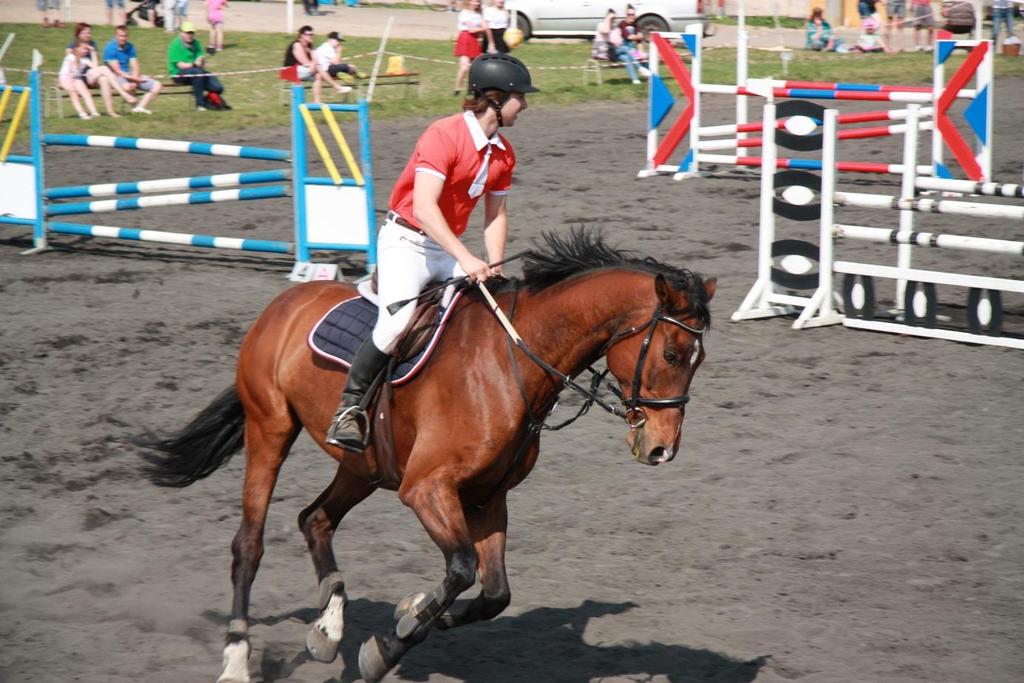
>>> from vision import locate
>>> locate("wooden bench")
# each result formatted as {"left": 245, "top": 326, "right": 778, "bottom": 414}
{"left": 45, "top": 81, "right": 194, "bottom": 118}
{"left": 582, "top": 58, "right": 626, "bottom": 86}
{"left": 359, "top": 71, "right": 421, "bottom": 98}
{"left": 279, "top": 71, "right": 422, "bottom": 105}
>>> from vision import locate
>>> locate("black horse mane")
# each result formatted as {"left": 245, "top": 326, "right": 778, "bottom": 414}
{"left": 511, "top": 228, "right": 711, "bottom": 328}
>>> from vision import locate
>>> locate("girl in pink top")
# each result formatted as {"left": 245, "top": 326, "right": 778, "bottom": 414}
{"left": 206, "top": 0, "right": 227, "bottom": 53}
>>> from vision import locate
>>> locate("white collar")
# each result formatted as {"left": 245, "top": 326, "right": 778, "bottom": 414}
{"left": 463, "top": 111, "right": 506, "bottom": 151}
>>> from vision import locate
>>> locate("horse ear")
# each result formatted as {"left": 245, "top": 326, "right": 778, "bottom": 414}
{"left": 703, "top": 277, "right": 717, "bottom": 301}
{"left": 654, "top": 273, "right": 672, "bottom": 305}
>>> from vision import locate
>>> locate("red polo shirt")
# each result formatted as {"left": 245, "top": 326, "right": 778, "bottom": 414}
{"left": 389, "top": 111, "right": 515, "bottom": 237}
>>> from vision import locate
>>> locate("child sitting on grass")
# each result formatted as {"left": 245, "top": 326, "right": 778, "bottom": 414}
{"left": 852, "top": 17, "right": 893, "bottom": 53}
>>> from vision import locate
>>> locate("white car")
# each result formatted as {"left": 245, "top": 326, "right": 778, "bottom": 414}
{"left": 507, "top": 1, "right": 709, "bottom": 40}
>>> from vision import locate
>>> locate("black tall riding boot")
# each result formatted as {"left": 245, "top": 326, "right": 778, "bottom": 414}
{"left": 325, "top": 339, "right": 392, "bottom": 451}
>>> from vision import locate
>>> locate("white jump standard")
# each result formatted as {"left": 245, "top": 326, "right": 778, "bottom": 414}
{"left": 742, "top": 95, "right": 1023, "bottom": 349}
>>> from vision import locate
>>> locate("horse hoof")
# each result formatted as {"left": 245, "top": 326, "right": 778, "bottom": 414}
{"left": 358, "top": 636, "right": 392, "bottom": 683}
{"left": 305, "top": 623, "right": 340, "bottom": 663}
{"left": 216, "top": 639, "right": 251, "bottom": 683}
{"left": 393, "top": 591, "right": 427, "bottom": 622}
{"left": 395, "top": 612, "right": 420, "bottom": 640}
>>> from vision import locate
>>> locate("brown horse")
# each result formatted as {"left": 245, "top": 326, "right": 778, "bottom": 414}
{"left": 144, "top": 230, "right": 715, "bottom": 683}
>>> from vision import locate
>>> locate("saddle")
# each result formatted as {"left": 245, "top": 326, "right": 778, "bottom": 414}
{"left": 309, "top": 278, "right": 464, "bottom": 487}
{"left": 309, "top": 277, "right": 461, "bottom": 383}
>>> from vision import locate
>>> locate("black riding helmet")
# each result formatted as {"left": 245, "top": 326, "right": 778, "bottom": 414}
{"left": 468, "top": 54, "right": 540, "bottom": 96}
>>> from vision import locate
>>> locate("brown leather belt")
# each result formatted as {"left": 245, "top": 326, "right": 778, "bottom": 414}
{"left": 386, "top": 210, "right": 424, "bottom": 234}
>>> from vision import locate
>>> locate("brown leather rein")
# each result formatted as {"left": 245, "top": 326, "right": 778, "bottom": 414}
{"left": 494, "top": 285, "right": 706, "bottom": 433}
{"left": 467, "top": 280, "right": 705, "bottom": 505}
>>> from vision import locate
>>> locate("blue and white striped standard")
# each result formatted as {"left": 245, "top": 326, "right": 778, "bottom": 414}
{"left": 46, "top": 170, "right": 291, "bottom": 199}
{"left": 48, "top": 221, "right": 294, "bottom": 254}
{"left": 42, "top": 134, "right": 290, "bottom": 162}
{"left": 46, "top": 185, "right": 289, "bottom": 216}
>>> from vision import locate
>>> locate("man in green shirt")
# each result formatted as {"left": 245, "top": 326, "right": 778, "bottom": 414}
{"left": 167, "top": 21, "right": 230, "bottom": 110}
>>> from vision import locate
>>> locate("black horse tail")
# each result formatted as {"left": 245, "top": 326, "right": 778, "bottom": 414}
{"left": 139, "top": 386, "right": 246, "bottom": 487}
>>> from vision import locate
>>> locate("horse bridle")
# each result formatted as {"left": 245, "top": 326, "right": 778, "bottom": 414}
{"left": 477, "top": 288, "right": 705, "bottom": 506}
{"left": 601, "top": 303, "right": 706, "bottom": 429}
{"left": 496, "top": 289, "right": 706, "bottom": 432}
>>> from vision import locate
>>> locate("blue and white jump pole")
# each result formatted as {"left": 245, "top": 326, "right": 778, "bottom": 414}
{"left": 0, "top": 73, "right": 377, "bottom": 277}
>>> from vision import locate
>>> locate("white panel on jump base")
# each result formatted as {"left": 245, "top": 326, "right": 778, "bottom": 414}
{"left": 288, "top": 262, "right": 341, "bottom": 283}
{"left": 0, "top": 163, "right": 38, "bottom": 219}
{"left": 304, "top": 185, "right": 370, "bottom": 246}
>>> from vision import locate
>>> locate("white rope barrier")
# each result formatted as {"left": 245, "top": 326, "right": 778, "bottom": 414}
{"left": 4, "top": 52, "right": 378, "bottom": 80}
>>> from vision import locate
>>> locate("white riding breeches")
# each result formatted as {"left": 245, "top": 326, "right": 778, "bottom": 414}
{"left": 371, "top": 218, "right": 465, "bottom": 354}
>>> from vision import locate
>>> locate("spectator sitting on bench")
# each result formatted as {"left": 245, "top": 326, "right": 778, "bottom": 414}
{"left": 104, "top": 25, "right": 164, "bottom": 114}
{"left": 284, "top": 26, "right": 316, "bottom": 82}
{"left": 594, "top": 9, "right": 645, "bottom": 84}
{"left": 314, "top": 31, "right": 358, "bottom": 99}
{"left": 592, "top": 9, "right": 615, "bottom": 61}
{"left": 64, "top": 22, "right": 139, "bottom": 115}
{"left": 282, "top": 26, "right": 348, "bottom": 104}
{"left": 65, "top": 22, "right": 98, "bottom": 60}
{"left": 619, "top": 4, "right": 651, "bottom": 73}
{"left": 169, "top": 20, "right": 230, "bottom": 110}
{"left": 59, "top": 42, "right": 104, "bottom": 119}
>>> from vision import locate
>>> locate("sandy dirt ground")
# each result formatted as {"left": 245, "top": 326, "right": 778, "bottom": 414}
{"left": 1, "top": 81, "right": 1023, "bottom": 683}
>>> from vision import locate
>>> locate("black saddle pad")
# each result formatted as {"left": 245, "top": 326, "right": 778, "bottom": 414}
{"left": 308, "top": 293, "right": 461, "bottom": 385}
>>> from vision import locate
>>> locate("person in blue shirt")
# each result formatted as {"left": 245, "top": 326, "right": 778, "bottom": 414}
{"left": 103, "top": 25, "right": 164, "bottom": 114}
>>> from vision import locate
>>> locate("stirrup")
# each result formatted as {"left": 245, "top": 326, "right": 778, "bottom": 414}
{"left": 325, "top": 405, "right": 369, "bottom": 450}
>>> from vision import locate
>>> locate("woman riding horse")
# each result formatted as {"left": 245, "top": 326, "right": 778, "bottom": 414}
{"left": 145, "top": 229, "right": 715, "bottom": 683}
{"left": 325, "top": 52, "right": 539, "bottom": 452}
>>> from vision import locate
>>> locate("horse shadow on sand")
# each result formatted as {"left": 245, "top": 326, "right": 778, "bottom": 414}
{"left": 251, "top": 598, "right": 765, "bottom": 683}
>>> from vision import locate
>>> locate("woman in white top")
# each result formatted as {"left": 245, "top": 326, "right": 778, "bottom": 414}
{"left": 59, "top": 43, "right": 102, "bottom": 119}
{"left": 483, "top": 0, "right": 510, "bottom": 53}
{"left": 452, "top": 0, "right": 492, "bottom": 95}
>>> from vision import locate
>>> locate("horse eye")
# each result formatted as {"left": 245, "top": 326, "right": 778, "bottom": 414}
{"left": 663, "top": 350, "right": 679, "bottom": 366}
